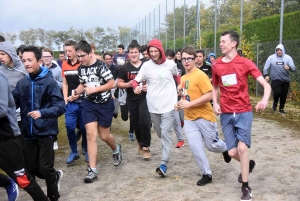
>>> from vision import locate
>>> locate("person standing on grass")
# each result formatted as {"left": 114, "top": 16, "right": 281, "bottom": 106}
{"left": 12, "top": 46, "right": 66, "bottom": 201}
{"left": 118, "top": 42, "right": 152, "bottom": 160}
{"left": 133, "top": 39, "right": 180, "bottom": 177}
{"left": 62, "top": 40, "right": 88, "bottom": 164}
{"left": 73, "top": 40, "right": 122, "bottom": 183}
{"left": 263, "top": 44, "right": 296, "bottom": 114}
{"left": 175, "top": 45, "right": 231, "bottom": 186}
{"left": 212, "top": 30, "right": 271, "bottom": 201}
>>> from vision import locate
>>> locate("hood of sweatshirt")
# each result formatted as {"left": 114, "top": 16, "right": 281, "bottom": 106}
{"left": 275, "top": 44, "right": 285, "bottom": 58}
{"left": 0, "top": 41, "right": 23, "bottom": 70}
{"left": 147, "top": 39, "right": 166, "bottom": 64}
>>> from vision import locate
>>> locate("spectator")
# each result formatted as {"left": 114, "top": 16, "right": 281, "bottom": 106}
{"left": 263, "top": 44, "right": 296, "bottom": 114}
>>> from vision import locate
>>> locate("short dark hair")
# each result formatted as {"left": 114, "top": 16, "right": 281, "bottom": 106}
{"left": 117, "top": 44, "right": 125, "bottom": 49}
{"left": 165, "top": 49, "right": 175, "bottom": 58}
{"left": 221, "top": 30, "right": 239, "bottom": 48}
{"left": 16, "top": 45, "right": 26, "bottom": 54}
{"left": 176, "top": 48, "right": 182, "bottom": 54}
{"left": 59, "top": 51, "right": 65, "bottom": 55}
{"left": 181, "top": 46, "right": 197, "bottom": 58}
{"left": 196, "top": 49, "right": 205, "bottom": 56}
{"left": 64, "top": 40, "right": 77, "bottom": 48}
{"left": 23, "top": 46, "right": 42, "bottom": 61}
{"left": 0, "top": 35, "right": 5, "bottom": 42}
{"left": 127, "top": 43, "right": 140, "bottom": 52}
{"left": 130, "top": 40, "right": 138, "bottom": 44}
{"left": 76, "top": 40, "right": 92, "bottom": 54}
{"left": 140, "top": 45, "right": 148, "bottom": 53}
{"left": 103, "top": 52, "right": 113, "bottom": 59}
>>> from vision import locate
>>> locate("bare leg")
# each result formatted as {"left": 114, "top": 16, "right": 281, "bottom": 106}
{"left": 85, "top": 122, "right": 99, "bottom": 168}
{"left": 98, "top": 126, "right": 117, "bottom": 151}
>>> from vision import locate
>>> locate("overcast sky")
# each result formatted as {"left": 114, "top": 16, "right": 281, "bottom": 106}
{"left": 0, "top": 0, "right": 210, "bottom": 34}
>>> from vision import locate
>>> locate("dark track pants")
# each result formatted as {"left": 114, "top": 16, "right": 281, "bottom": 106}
{"left": 0, "top": 136, "right": 48, "bottom": 200}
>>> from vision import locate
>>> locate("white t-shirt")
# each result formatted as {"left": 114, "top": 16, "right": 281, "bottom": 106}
{"left": 135, "top": 59, "right": 178, "bottom": 114}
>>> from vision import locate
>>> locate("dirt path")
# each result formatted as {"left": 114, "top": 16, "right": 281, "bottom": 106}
{"left": 1, "top": 115, "right": 300, "bottom": 201}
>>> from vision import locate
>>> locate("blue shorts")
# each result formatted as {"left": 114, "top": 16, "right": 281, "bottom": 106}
{"left": 81, "top": 99, "right": 114, "bottom": 127}
{"left": 220, "top": 111, "right": 253, "bottom": 150}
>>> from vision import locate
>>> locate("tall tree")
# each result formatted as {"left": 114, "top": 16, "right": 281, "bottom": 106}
{"left": 118, "top": 26, "right": 131, "bottom": 48}
{"left": 19, "top": 28, "right": 38, "bottom": 45}
{"left": 36, "top": 28, "right": 45, "bottom": 46}
{"left": 54, "top": 31, "right": 70, "bottom": 50}
{"left": 85, "top": 28, "right": 97, "bottom": 47}
{"left": 4, "top": 32, "right": 17, "bottom": 45}
{"left": 44, "top": 30, "right": 56, "bottom": 49}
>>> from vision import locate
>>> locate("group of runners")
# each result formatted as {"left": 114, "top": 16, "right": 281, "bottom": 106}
{"left": 0, "top": 29, "right": 296, "bottom": 201}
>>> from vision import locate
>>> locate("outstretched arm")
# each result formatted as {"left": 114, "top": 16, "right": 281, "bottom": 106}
{"left": 255, "top": 76, "right": 271, "bottom": 112}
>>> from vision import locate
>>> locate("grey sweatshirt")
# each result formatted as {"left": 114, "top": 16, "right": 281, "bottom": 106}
{"left": 0, "top": 41, "right": 27, "bottom": 121}
{"left": 48, "top": 63, "right": 63, "bottom": 89}
{"left": 0, "top": 72, "right": 21, "bottom": 139}
{"left": 263, "top": 44, "right": 296, "bottom": 82}
{"left": 0, "top": 41, "right": 27, "bottom": 91}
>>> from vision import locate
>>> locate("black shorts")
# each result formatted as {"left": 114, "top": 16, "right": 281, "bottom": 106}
{"left": 81, "top": 99, "right": 114, "bottom": 127}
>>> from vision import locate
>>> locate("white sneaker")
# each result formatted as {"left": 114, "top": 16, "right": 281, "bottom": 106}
{"left": 53, "top": 141, "right": 58, "bottom": 150}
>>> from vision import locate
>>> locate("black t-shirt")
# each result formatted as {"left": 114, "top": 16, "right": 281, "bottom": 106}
{"left": 198, "top": 62, "right": 212, "bottom": 78}
{"left": 177, "top": 63, "right": 186, "bottom": 77}
{"left": 107, "top": 64, "right": 119, "bottom": 98}
{"left": 118, "top": 61, "right": 146, "bottom": 102}
{"left": 78, "top": 60, "right": 113, "bottom": 104}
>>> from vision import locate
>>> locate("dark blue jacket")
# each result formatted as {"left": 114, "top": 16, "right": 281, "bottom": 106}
{"left": 12, "top": 67, "right": 65, "bottom": 139}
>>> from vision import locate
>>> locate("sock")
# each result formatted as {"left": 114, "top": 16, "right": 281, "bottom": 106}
{"left": 91, "top": 167, "right": 98, "bottom": 174}
{"left": 112, "top": 144, "right": 119, "bottom": 154}
{"left": 242, "top": 182, "right": 249, "bottom": 188}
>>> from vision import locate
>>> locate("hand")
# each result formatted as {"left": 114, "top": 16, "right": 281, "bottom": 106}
{"left": 127, "top": 80, "right": 133, "bottom": 88}
{"left": 84, "top": 86, "right": 95, "bottom": 95}
{"left": 177, "top": 86, "right": 183, "bottom": 97}
{"left": 28, "top": 111, "right": 41, "bottom": 119}
{"left": 134, "top": 87, "right": 141, "bottom": 94}
{"left": 174, "top": 102, "right": 180, "bottom": 111}
{"left": 213, "top": 102, "right": 221, "bottom": 115}
{"left": 67, "top": 94, "right": 79, "bottom": 102}
{"left": 265, "top": 76, "right": 270, "bottom": 81}
{"left": 255, "top": 100, "right": 268, "bottom": 112}
{"left": 177, "top": 100, "right": 191, "bottom": 109}
{"left": 142, "top": 84, "right": 147, "bottom": 92}
{"left": 284, "top": 65, "right": 290, "bottom": 70}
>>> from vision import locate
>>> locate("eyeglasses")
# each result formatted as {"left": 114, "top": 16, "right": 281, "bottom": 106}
{"left": 105, "top": 58, "right": 112, "bottom": 60}
{"left": 77, "top": 54, "right": 87, "bottom": 59}
{"left": 42, "top": 56, "right": 52, "bottom": 59}
{"left": 181, "top": 57, "right": 194, "bottom": 62}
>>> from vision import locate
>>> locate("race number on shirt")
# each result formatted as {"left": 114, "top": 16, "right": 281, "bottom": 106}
{"left": 221, "top": 73, "right": 237, "bottom": 86}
